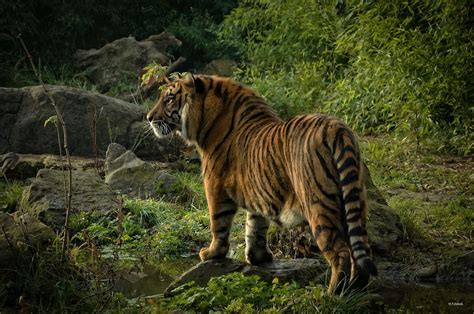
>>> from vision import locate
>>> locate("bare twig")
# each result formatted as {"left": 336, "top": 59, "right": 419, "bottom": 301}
{"left": 89, "top": 103, "right": 100, "bottom": 175}
{"left": 123, "top": 56, "right": 187, "bottom": 102}
{"left": 116, "top": 195, "right": 124, "bottom": 247}
{"left": 17, "top": 34, "right": 73, "bottom": 261}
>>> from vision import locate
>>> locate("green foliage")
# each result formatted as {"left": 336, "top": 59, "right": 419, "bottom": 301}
{"left": 162, "top": 273, "right": 369, "bottom": 313}
{"left": 0, "top": 0, "right": 237, "bottom": 86}
{"left": 221, "top": 0, "right": 473, "bottom": 154}
{"left": 0, "top": 181, "right": 24, "bottom": 213}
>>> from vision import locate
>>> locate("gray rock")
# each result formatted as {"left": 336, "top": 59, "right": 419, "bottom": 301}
{"left": 105, "top": 144, "right": 192, "bottom": 201}
{"left": 164, "top": 258, "right": 326, "bottom": 297}
{"left": 0, "top": 84, "right": 188, "bottom": 160}
{"left": 3, "top": 154, "right": 103, "bottom": 181}
{"left": 0, "top": 211, "right": 55, "bottom": 269}
{"left": 0, "top": 85, "right": 145, "bottom": 157}
{"left": 199, "top": 59, "right": 237, "bottom": 77}
{"left": 415, "top": 265, "right": 438, "bottom": 279}
{"left": 363, "top": 164, "right": 403, "bottom": 256}
{"left": 21, "top": 168, "right": 117, "bottom": 228}
{"left": 457, "top": 251, "right": 474, "bottom": 270}
{"left": 367, "top": 201, "right": 403, "bottom": 256}
{"left": 74, "top": 32, "right": 181, "bottom": 92}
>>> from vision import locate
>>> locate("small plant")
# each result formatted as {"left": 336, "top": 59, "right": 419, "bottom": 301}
{"left": 0, "top": 181, "right": 24, "bottom": 212}
{"left": 162, "top": 273, "right": 370, "bottom": 313}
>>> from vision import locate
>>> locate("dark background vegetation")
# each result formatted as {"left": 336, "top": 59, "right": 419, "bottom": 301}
{"left": 1, "top": 0, "right": 472, "bottom": 154}
{"left": 0, "top": 0, "right": 237, "bottom": 83}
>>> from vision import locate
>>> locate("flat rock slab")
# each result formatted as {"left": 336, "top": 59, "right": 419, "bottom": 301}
{"left": 164, "top": 258, "right": 326, "bottom": 297}
{"left": 21, "top": 168, "right": 117, "bottom": 228}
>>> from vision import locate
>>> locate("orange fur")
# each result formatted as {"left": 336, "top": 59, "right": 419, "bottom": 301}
{"left": 147, "top": 74, "right": 377, "bottom": 293}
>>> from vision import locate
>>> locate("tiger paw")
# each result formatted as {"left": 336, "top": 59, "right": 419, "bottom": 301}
{"left": 199, "top": 246, "right": 228, "bottom": 261}
{"left": 245, "top": 249, "right": 273, "bottom": 265}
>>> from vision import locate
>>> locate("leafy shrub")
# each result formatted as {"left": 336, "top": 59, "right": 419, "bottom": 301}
{"left": 220, "top": 0, "right": 472, "bottom": 154}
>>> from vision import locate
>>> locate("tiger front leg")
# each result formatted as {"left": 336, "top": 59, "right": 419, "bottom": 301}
{"left": 245, "top": 212, "right": 273, "bottom": 264}
{"left": 199, "top": 189, "right": 237, "bottom": 261}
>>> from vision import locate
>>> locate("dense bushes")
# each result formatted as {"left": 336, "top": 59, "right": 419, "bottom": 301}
{"left": 220, "top": 0, "right": 472, "bottom": 154}
{"left": 0, "top": 0, "right": 237, "bottom": 85}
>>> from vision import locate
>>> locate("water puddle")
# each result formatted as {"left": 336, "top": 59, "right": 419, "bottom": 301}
{"left": 116, "top": 256, "right": 474, "bottom": 313}
{"left": 376, "top": 281, "right": 474, "bottom": 313}
{"left": 115, "top": 257, "right": 198, "bottom": 298}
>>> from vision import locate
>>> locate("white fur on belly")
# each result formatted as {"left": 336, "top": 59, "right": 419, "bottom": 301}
{"left": 278, "top": 209, "right": 306, "bottom": 228}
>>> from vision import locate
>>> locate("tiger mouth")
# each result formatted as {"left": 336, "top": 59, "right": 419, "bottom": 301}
{"left": 150, "top": 120, "right": 176, "bottom": 137}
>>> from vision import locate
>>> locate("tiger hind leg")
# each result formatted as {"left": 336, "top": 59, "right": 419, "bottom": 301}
{"left": 309, "top": 212, "right": 351, "bottom": 294}
{"left": 245, "top": 212, "right": 273, "bottom": 264}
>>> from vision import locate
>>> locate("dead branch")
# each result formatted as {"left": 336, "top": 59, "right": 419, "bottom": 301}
{"left": 123, "top": 56, "right": 187, "bottom": 102}
{"left": 17, "top": 34, "right": 73, "bottom": 262}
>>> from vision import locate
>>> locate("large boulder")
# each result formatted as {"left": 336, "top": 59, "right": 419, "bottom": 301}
{"left": 0, "top": 85, "right": 185, "bottom": 160}
{"left": 74, "top": 32, "right": 181, "bottom": 92}
{"left": 21, "top": 168, "right": 118, "bottom": 228}
{"left": 363, "top": 164, "right": 404, "bottom": 256}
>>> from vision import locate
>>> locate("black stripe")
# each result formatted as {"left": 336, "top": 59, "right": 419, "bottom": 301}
{"left": 355, "top": 254, "right": 369, "bottom": 261}
{"left": 222, "top": 88, "right": 229, "bottom": 105}
{"left": 351, "top": 240, "right": 366, "bottom": 251}
{"left": 195, "top": 76, "right": 206, "bottom": 94}
{"left": 336, "top": 145, "right": 357, "bottom": 164}
{"left": 348, "top": 226, "right": 367, "bottom": 237}
{"left": 322, "top": 121, "right": 332, "bottom": 152}
{"left": 201, "top": 106, "right": 225, "bottom": 146}
{"left": 215, "top": 226, "right": 230, "bottom": 234}
{"left": 314, "top": 225, "right": 335, "bottom": 239}
{"left": 338, "top": 156, "right": 357, "bottom": 173}
{"left": 319, "top": 200, "right": 340, "bottom": 216}
{"left": 208, "top": 77, "right": 214, "bottom": 89}
{"left": 344, "top": 188, "right": 360, "bottom": 204}
{"left": 314, "top": 179, "right": 339, "bottom": 204}
{"left": 346, "top": 214, "right": 361, "bottom": 223}
{"left": 332, "top": 128, "right": 346, "bottom": 153}
{"left": 340, "top": 170, "right": 358, "bottom": 186}
{"left": 346, "top": 207, "right": 361, "bottom": 216}
{"left": 212, "top": 208, "right": 237, "bottom": 220}
{"left": 214, "top": 81, "right": 223, "bottom": 97}
{"left": 352, "top": 244, "right": 366, "bottom": 252}
{"left": 316, "top": 150, "right": 338, "bottom": 184}
{"left": 256, "top": 234, "right": 267, "bottom": 242}
{"left": 238, "top": 102, "right": 259, "bottom": 118}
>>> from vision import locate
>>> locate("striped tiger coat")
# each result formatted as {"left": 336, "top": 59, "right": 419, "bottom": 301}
{"left": 147, "top": 74, "right": 377, "bottom": 293}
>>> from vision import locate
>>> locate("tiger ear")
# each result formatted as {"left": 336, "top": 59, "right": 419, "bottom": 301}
{"left": 181, "top": 73, "right": 195, "bottom": 92}
{"left": 182, "top": 73, "right": 205, "bottom": 94}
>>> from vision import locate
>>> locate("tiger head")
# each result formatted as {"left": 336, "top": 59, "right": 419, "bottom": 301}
{"left": 146, "top": 73, "right": 206, "bottom": 142}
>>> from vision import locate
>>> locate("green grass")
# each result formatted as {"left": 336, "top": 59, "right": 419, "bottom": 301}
{"left": 362, "top": 135, "right": 473, "bottom": 264}
{"left": 0, "top": 181, "right": 25, "bottom": 213}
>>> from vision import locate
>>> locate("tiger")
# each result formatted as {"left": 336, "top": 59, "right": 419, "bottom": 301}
{"left": 146, "top": 73, "right": 377, "bottom": 294}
